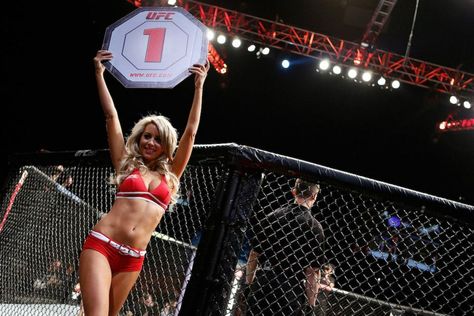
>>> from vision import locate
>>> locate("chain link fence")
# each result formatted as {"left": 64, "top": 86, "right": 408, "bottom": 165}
{"left": 0, "top": 144, "right": 472, "bottom": 315}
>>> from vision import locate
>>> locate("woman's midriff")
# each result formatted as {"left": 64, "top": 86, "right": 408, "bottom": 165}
{"left": 93, "top": 198, "right": 165, "bottom": 249}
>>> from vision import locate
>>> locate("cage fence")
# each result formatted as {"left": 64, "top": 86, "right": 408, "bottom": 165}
{"left": 0, "top": 144, "right": 472, "bottom": 316}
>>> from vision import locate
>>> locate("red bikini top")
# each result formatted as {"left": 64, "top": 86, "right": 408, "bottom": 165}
{"left": 116, "top": 168, "right": 171, "bottom": 210}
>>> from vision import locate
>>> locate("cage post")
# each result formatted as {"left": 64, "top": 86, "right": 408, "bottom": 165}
{"left": 178, "top": 168, "right": 263, "bottom": 316}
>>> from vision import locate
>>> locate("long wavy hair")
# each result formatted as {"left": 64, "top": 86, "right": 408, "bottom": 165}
{"left": 114, "top": 115, "right": 180, "bottom": 205}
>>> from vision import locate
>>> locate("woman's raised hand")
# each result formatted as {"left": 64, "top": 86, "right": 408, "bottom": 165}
{"left": 189, "top": 60, "right": 210, "bottom": 89}
{"left": 94, "top": 50, "right": 113, "bottom": 75}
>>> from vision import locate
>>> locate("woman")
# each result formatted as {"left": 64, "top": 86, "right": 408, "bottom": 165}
{"left": 79, "top": 50, "right": 209, "bottom": 315}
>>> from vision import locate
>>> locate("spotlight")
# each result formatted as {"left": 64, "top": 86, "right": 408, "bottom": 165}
{"left": 463, "top": 100, "right": 471, "bottom": 109}
{"left": 332, "top": 65, "right": 342, "bottom": 74}
{"left": 348, "top": 68, "right": 357, "bottom": 79}
{"left": 391, "top": 80, "right": 400, "bottom": 89}
{"left": 231, "top": 38, "right": 242, "bottom": 48}
{"left": 319, "top": 59, "right": 330, "bottom": 71}
{"left": 449, "top": 96, "right": 458, "bottom": 104}
{"left": 281, "top": 59, "right": 290, "bottom": 69}
{"left": 216, "top": 34, "right": 226, "bottom": 44}
{"left": 387, "top": 216, "right": 401, "bottom": 228}
{"left": 362, "top": 71, "right": 372, "bottom": 82}
{"left": 247, "top": 44, "right": 256, "bottom": 52}
{"left": 167, "top": 0, "right": 177, "bottom": 5}
{"left": 261, "top": 47, "right": 270, "bottom": 55}
{"left": 377, "top": 77, "right": 386, "bottom": 86}
{"left": 206, "top": 30, "right": 215, "bottom": 41}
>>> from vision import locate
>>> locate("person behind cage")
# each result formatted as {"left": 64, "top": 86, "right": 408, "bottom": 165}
{"left": 78, "top": 49, "right": 209, "bottom": 316}
{"left": 139, "top": 292, "right": 158, "bottom": 316}
{"left": 159, "top": 300, "right": 177, "bottom": 316}
{"left": 46, "top": 164, "right": 74, "bottom": 188}
{"left": 244, "top": 178, "right": 325, "bottom": 315}
{"left": 314, "top": 263, "right": 335, "bottom": 316}
{"left": 33, "top": 259, "right": 63, "bottom": 291}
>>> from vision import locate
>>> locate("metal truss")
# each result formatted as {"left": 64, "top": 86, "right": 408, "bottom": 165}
{"left": 175, "top": 0, "right": 473, "bottom": 97}
{"left": 131, "top": 0, "right": 473, "bottom": 98}
{"left": 438, "top": 115, "right": 474, "bottom": 133}
{"left": 207, "top": 43, "right": 226, "bottom": 74}
{"left": 361, "top": 0, "right": 399, "bottom": 47}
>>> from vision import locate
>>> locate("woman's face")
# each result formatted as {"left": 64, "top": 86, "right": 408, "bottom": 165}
{"left": 139, "top": 123, "right": 164, "bottom": 162}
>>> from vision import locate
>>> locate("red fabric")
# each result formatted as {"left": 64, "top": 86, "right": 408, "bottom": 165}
{"left": 117, "top": 168, "right": 171, "bottom": 208}
{"left": 82, "top": 233, "right": 145, "bottom": 273}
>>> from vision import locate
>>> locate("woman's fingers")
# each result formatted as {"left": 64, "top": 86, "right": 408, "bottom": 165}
{"left": 189, "top": 67, "right": 204, "bottom": 75}
{"left": 189, "top": 62, "right": 209, "bottom": 76}
{"left": 96, "top": 50, "right": 113, "bottom": 60}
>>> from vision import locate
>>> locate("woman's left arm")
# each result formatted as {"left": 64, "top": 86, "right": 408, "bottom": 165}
{"left": 171, "top": 61, "right": 210, "bottom": 179}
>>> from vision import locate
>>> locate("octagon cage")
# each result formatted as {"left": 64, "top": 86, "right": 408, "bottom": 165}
{"left": 0, "top": 144, "right": 472, "bottom": 316}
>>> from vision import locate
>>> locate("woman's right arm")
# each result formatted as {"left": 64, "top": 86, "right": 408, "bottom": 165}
{"left": 94, "top": 50, "right": 126, "bottom": 171}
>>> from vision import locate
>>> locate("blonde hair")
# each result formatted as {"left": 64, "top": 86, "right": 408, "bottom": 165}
{"left": 114, "top": 115, "right": 180, "bottom": 205}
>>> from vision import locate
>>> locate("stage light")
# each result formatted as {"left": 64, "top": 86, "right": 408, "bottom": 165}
{"left": 348, "top": 68, "right": 357, "bottom": 79}
{"left": 217, "top": 34, "right": 226, "bottom": 44}
{"left": 167, "top": 0, "right": 177, "bottom": 5}
{"left": 206, "top": 30, "right": 215, "bottom": 41}
{"left": 439, "top": 118, "right": 474, "bottom": 132}
{"left": 449, "top": 96, "right": 458, "bottom": 104}
{"left": 247, "top": 44, "right": 256, "bottom": 52}
{"left": 377, "top": 77, "right": 386, "bottom": 86}
{"left": 281, "top": 59, "right": 290, "bottom": 69}
{"left": 261, "top": 47, "right": 270, "bottom": 55}
{"left": 463, "top": 100, "right": 471, "bottom": 109}
{"left": 332, "top": 65, "right": 341, "bottom": 74}
{"left": 319, "top": 59, "right": 330, "bottom": 71}
{"left": 231, "top": 38, "right": 242, "bottom": 48}
{"left": 388, "top": 216, "right": 401, "bottom": 228}
{"left": 354, "top": 50, "right": 363, "bottom": 66}
{"left": 391, "top": 80, "right": 400, "bottom": 89}
{"left": 362, "top": 71, "right": 372, "bottom": 82}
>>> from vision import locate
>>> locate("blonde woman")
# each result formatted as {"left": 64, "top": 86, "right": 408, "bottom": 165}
{"left": 79, "top": 50, "right": 209, "bottom": 315}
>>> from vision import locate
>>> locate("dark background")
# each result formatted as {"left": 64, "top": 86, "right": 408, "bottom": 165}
{"left": 2, "top": 0, "right": 474, "bottom": 204}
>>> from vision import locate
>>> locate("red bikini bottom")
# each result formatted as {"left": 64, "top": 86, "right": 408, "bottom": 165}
{"left": 82, "top": 230, "right": 146, "bottom": 273}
